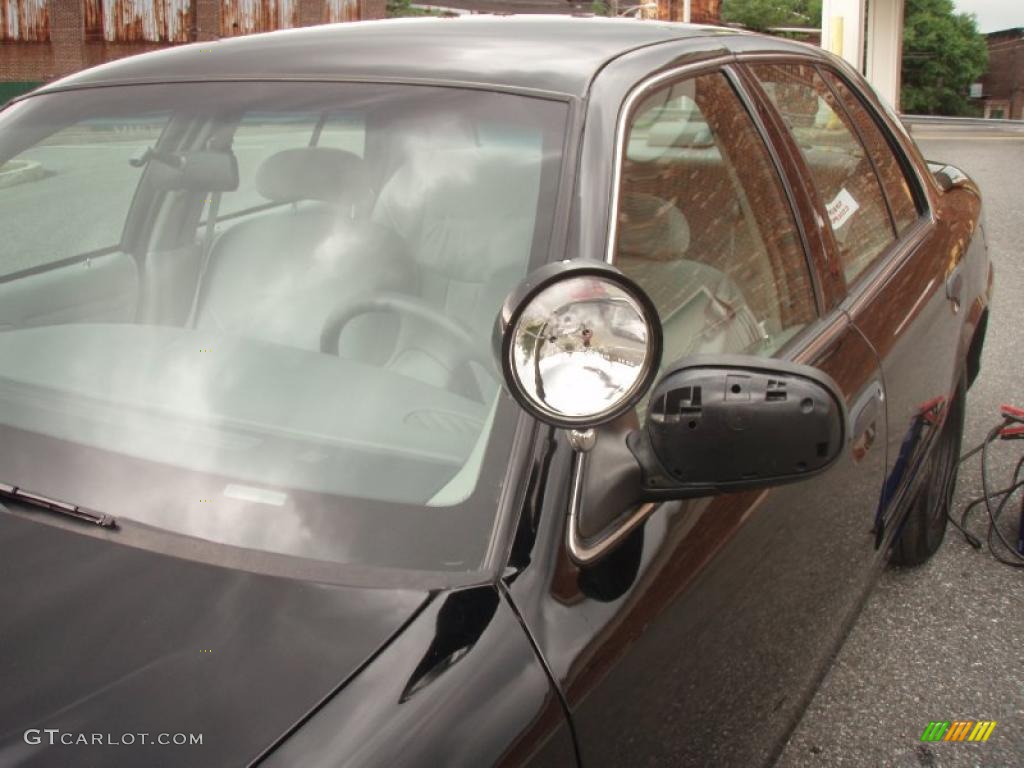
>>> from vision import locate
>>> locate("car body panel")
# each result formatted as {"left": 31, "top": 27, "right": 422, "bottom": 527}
{"left": 0, "top": 506, "right": 429, "bottom": 767}
{"left": 262, "top": 586, "right": 576, "bottom": 768}
{"left": 734, "top": 52, "right": 988, "bottom": 544}
{"left": 21, "top": 17, "right": 735, "bottom": 102}
{"left": 505, "top": 317, "right": 887, "bottom": 766}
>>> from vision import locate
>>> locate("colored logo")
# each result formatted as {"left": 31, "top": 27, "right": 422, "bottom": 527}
{"left": 921, "top": 720, "right": 997, "bottom": 742}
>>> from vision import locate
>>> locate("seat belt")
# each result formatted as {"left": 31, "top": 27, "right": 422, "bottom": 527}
{"left": 185, "top": 190, "right": 222, "bottom": 328}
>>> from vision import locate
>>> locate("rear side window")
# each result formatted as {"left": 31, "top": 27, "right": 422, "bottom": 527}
{"left": 614, "top": 70, "right": 817, "bottom": 394}
{"left": 821, "top": 70, "right": 920, "bottom": 235}
{"left": 751, "top": 63, "right": 895, "bottom": 285}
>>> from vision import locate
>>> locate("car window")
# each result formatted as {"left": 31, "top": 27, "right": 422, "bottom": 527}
{"left": 750, "top": 63, "right": 897, "bottom": 285}
{"left": 0, "top": 82, "right": 567, "bottom": 573}
{"left": 821, "top": 70, "right": 920, "bottom": 235}
{"left": 0, "top": 112, "right": 169, "bottom": 277}
{"left": 614, "top": 70, "right": 817, "bottom": 406}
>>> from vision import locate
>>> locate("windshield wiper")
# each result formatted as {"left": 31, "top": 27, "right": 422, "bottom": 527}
{"left": 0, "top": 482, "right": 118, "bottom": 529}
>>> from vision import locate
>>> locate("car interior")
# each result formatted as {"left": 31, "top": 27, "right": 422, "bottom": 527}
{"left": 0, "top": 83, "right": 567, "bottom": 567}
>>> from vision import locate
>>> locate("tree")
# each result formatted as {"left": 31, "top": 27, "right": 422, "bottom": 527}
{"left": 901, "top": 0, "right": 987, "bottom": 116}
{"left": 721, "top": 0, "right": 822, "bottom": 32}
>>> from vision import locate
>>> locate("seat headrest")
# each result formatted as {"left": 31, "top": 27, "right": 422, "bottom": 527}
{"left": 255, "top": 147, "right": 368, "bottom": 205}
{"left": 372, "top": 147, "right": 541, "bottom": 282}
{"left": 617, "top": 192, "right": 690, "bottom": 261}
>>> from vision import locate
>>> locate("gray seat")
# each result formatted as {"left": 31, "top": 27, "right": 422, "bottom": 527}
{"left": 334, "top": 146, "right": 541, "bottom": 392}
{"left": 195, "top": 147, "right": 412, "bottom": 352}
{"left": 616, "top": 192, "right": 764, "bottom": 359}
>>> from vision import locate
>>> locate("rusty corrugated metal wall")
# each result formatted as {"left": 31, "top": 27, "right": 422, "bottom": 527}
{"left": 83, "top": 0, "right": 194, "bottom": 42}
{"left": 1, "top": 0, "right": 50, "bottom": 41}
{"left": 323, "top": 0, "right": 358, "bottom": 24}
{"left": 221, "top": 0, "right": 297, "bottom": 36}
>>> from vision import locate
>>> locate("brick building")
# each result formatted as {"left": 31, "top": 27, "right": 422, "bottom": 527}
{"left": 978, "top": 27, "right": 1024, "bottom": 120}
{"left": 1, "top": 0, "right": 386, "bottom": 99}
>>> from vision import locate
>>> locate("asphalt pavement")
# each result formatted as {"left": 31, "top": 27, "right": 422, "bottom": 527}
{"left": 777, "top": 129, "right": 1024, "bottom": 767}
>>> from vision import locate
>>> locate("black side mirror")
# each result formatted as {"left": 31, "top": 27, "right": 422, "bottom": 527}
{"left": 494, "top": 264, "right": 849, "bottom": 565}
{"left": 629, "top": 355, "right": 846, "bottom": 500}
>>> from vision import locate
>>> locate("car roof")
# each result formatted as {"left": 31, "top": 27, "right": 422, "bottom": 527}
{"left": 31, "top": 15, "right": 802, "bottom": 99}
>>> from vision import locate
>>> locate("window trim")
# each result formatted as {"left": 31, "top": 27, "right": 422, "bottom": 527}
{"left": 604, "top": 57, "right": 733, "bottom": 265}
{"left": 735, "top": 53, "right": 936, "bottom": 220}
{"left": 723, "top": 64, "right": 824, "bottom": 318}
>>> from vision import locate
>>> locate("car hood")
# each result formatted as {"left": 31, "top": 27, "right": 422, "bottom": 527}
{"left": 0, "top": 509, "right": 429, "bottom": 767}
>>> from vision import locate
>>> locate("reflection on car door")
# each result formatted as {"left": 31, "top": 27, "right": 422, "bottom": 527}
{"left": 507, "top": 65, "right": 887, "bottom": 766}
{"left": 748, "top": 61, "right": 971, "bottom": 543}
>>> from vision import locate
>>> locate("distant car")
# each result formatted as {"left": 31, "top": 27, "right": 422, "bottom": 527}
{"left": 0, "top": 16, "right": 991, "bottom": 768}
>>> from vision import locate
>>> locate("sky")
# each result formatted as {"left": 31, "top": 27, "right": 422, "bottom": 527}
{"left": 952, "top": 0, "right": 1024, "bottom": 33}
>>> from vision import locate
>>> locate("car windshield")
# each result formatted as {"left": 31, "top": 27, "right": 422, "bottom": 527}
{"left": 0, "top": 82, "right": 567, "bottom": 572}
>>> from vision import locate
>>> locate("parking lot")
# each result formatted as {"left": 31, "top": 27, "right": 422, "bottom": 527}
{"left": 778, "top": 125, "right": 1024, "bottom": 767}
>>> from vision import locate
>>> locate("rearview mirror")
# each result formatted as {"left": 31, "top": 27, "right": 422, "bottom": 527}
{"left": 629, "top": 355, "right": 846, "bottom": 500}
{"left": 146, "top": 149, "right": 240, "bottom": 192}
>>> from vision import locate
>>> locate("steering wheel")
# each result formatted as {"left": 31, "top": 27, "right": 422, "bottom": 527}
{"left": 320, "top": 293, "right": 492, "bottom": 394}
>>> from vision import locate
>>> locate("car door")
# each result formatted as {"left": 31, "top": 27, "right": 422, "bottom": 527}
{"left": 746, "top": 60, "right": 974, "bottom": 545}
{"left": 506, "top": 63, "right": 888, "bottom": 766}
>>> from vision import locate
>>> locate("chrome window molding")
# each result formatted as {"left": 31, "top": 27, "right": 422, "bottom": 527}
{"left": 603, "top": 55, "right": 734, "bottom": 265}
{"left": 577, "top": 57, "right": 731, "bottom": 564}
